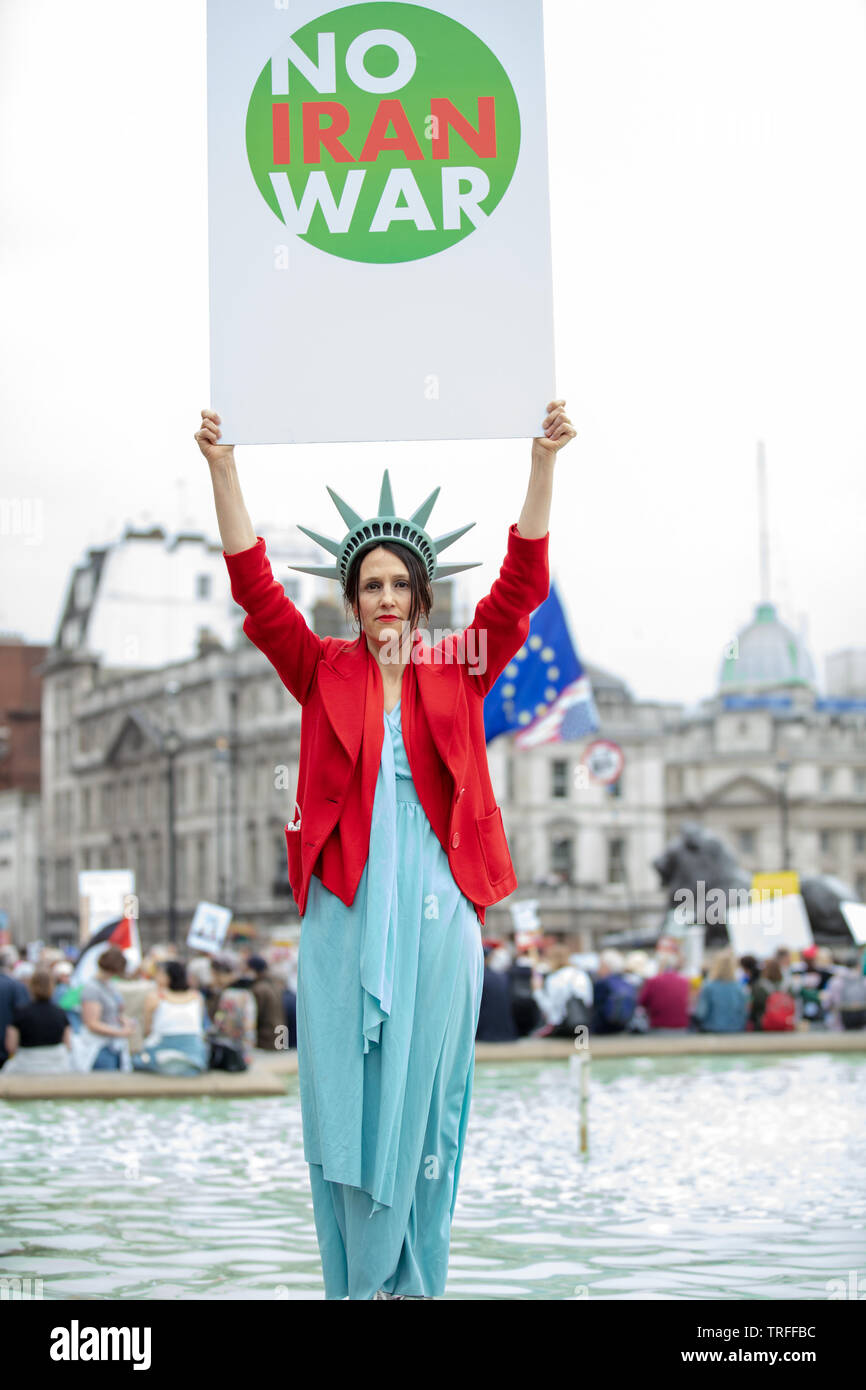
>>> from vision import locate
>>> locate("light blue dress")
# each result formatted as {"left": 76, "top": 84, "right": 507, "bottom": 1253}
{"left": 297, "top": 697, "right": 485, "bottom": 1300}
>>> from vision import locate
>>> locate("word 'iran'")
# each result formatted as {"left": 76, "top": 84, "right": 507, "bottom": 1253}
{"left": 267, "top": 30, "right": 498, "bottom": 234}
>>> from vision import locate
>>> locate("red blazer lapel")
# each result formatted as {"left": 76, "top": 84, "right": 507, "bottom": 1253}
{"left": 317, "top": 638, "right": 368, "bottom": 766}
{"left": 414, "top": 650, "right": 468, "bottom": 779}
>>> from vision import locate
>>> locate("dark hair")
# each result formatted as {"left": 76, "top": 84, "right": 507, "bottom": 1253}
{"left": 160, "top": 960, "right": 189, "bottom": 992}
{"left": 211, "top": 953, "right": 239, "bottom": 978}
{"left": 343, "top": 541, "right": 432, "bottom": 637}
{"left": 762, "top": 958, "right": 783, "bottom": 983}
{"left": 246, "top": 955, "right": 268, "bottom": 974}
{"left": 97, "top": 946, "right": 127, "bottom": 977}
{"left": 29, "top": 967, "right": 54, "bottom": 1001}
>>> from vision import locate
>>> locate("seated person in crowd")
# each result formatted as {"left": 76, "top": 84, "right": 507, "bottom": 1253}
{"left": 3, "top": 968, "right": 73, "bottom": 1074}
{"left": 693, "top": 949, "right": 747, "bottom": 1033}
{"left": 637, "top": 950, "right": 690, "bottom": 1030}
{"left": 132, "top": 960, "right": 210, "bottom": 1076}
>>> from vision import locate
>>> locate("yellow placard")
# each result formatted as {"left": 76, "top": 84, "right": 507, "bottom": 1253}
{"left": 751, "top": 871, "right": 800, "bottom": 897}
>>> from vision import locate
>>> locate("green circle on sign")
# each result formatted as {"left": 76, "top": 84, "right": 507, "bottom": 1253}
{"left": 246, "top": 1, "right": 521, "bottom": 263}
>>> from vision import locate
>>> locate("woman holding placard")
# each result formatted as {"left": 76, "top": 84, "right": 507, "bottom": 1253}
{"left": 195, "top": 401, "right": 575, "bottom": 1300}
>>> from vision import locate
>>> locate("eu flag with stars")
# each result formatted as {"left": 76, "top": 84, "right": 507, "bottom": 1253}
{"left": 483, "top": 581, "right": 600, "bottom": 745}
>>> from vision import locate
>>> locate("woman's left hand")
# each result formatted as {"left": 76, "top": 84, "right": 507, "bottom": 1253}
{"left": 534, "top": 399, "right": 577, "bottom": 456}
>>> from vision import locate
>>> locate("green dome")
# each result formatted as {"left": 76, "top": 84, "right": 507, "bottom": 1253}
{"left": 718, "top": 602, "right": 817, "bottom": 692}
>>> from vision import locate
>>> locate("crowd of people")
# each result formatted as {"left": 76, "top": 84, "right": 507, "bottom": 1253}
{"left": 476, "top": 940, "right": 866, "bottom": 1041}
{"left": 2, "top": 935, "right": 864, "bottom": 1076}
{"left": 0, "top": 943, "right": 296, "bottom": 1076}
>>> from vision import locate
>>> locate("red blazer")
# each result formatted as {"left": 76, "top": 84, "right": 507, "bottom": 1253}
{"left": 223, "top": 522, "right": 550, "bottom": 926}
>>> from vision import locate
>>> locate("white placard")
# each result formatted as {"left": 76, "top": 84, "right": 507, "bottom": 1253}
{"left": 187, "top": 901, "right": 234, "bottom": 954}
{"left": 78, "top": 870, "right": 135, "bottom": 945}
{"left": 207, "top": 0, "right": 555, "bottom": 443}
{"left": 682, "top": 925, "right": 705, "bottom": 978}
{"left": 840, "top": 901, "right": 866, "bottom": 947}
{"left": 726, "top": 892, "right": 814, "bottom": 957}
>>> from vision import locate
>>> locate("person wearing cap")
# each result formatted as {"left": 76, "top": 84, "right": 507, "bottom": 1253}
{"left": 196, "top": 397, "right": 576, "bottom": 1301}
{"left": 790, "top": 945, "right": 834, "bottom": 1027}
{"left": 245, "top": 955, "right": 286, "bottom": 1051}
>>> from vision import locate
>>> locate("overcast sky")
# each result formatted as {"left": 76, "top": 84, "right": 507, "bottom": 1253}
{"left": 1, "top": 0, "right": 864, "bottom": 705}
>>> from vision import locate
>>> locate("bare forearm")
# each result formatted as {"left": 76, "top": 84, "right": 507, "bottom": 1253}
{"left": 517, "top": 449, "right": 556, "bottom": 538}
{"left": 208, "top": 456, "right": 258, "bottom": 555}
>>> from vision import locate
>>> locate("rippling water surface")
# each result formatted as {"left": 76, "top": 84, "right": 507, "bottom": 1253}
{"left": 2, "top": 1052, "right": 864, "bottom": 1300}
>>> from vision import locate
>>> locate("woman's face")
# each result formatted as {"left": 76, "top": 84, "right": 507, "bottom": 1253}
{"left": 354, "top": 546, "right": 413, "bottom": 653}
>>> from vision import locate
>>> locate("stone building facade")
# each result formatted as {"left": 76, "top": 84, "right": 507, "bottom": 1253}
{"left": 31, "top": 528, "right": 866, "bottom": 952}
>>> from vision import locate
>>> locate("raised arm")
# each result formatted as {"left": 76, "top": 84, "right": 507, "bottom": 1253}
{"left": 195, "top": 408, "right": 324, "bottom": 703}
{"left": 463, "top": 399, "right": 577, "bottom": 695}
{"left": 195, "top": 410, "right": 257, "bottom": 554}
{"left": 517, "top": 399, "right": 577, "bottom": 538}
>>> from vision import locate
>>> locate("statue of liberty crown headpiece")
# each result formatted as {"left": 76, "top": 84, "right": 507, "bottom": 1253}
{"left": 287, "top": 469, "right": 481, "bottom": 587}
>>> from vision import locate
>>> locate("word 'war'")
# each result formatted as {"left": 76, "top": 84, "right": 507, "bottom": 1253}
{"left": 268, "top": 166, "right": 490, "bottom": 234}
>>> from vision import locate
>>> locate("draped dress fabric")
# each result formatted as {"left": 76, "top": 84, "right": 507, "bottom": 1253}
{"left": 297, "top": 695, "right": 485, "bottom": 1301}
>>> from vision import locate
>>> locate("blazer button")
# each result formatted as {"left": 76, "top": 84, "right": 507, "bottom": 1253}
{"left": 451, "top": 832, "right": 461, "bottom": 849}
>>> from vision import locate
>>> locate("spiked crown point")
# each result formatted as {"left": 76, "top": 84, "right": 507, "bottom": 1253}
{"left": 287, "top": 470, "right": 480, "bottom": 587}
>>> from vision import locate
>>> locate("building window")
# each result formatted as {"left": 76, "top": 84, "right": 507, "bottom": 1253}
{"left": 607, "top": 838, "right": 626, "bottom": 885}
{"left": 854, "top": 830, "right": 866, "bottom": 856}
{"left": 176, "top": 836, "right": 187, "bottom": 899}
{"left": 855, "top": 770, "right": 866, "bottom": 797}
{"left": 856, "top": 873, "right": 866, "bottom": 901}
{"left": 195, "top": 573, "right": 212, "bottom": 599}
{"left": 197, "top": 836, "right": 207, "bottom": 896}
{"left": 551, "top": 760, "right": 568, "bottom": 799}
{"left": 551, "top": 837, "right": 574, "bottom": 882}
{"left": 75, "top": 570, "right": 93, "bottom": 607}
{"left": 738, "top": 829, "right": 755, "bottom": 855}
{"left": 62, "top": 617, "right": 83, "bottom": 649}
{"left": 820, "top": 829, "right": 834, "bottom": 854}
{"left": 248, "top": 827, "right": 258, "bottom": 887}
{"left": 820, "top": 769, "right": 834, "bottom": 794}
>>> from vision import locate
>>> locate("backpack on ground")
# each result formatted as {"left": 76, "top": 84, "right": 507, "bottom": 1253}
{"left": 839, "top": 975, "right": 866, "bottom": 1030}
{"left": 760, "top": 991, "right": 796, "bottom": 1031}
{"left": 549, "top": 993, "right": 593, "bottom": 1038}
{"left": 208, "top": 1039, "right": 248, "bottom": 1071}
{"left": 601, "top": 975, "right": 637, "bottom": 1029}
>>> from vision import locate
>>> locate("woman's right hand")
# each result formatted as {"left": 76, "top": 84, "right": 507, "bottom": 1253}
{"left": 195, "top": 409, "right": 235, "bottom": 466}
